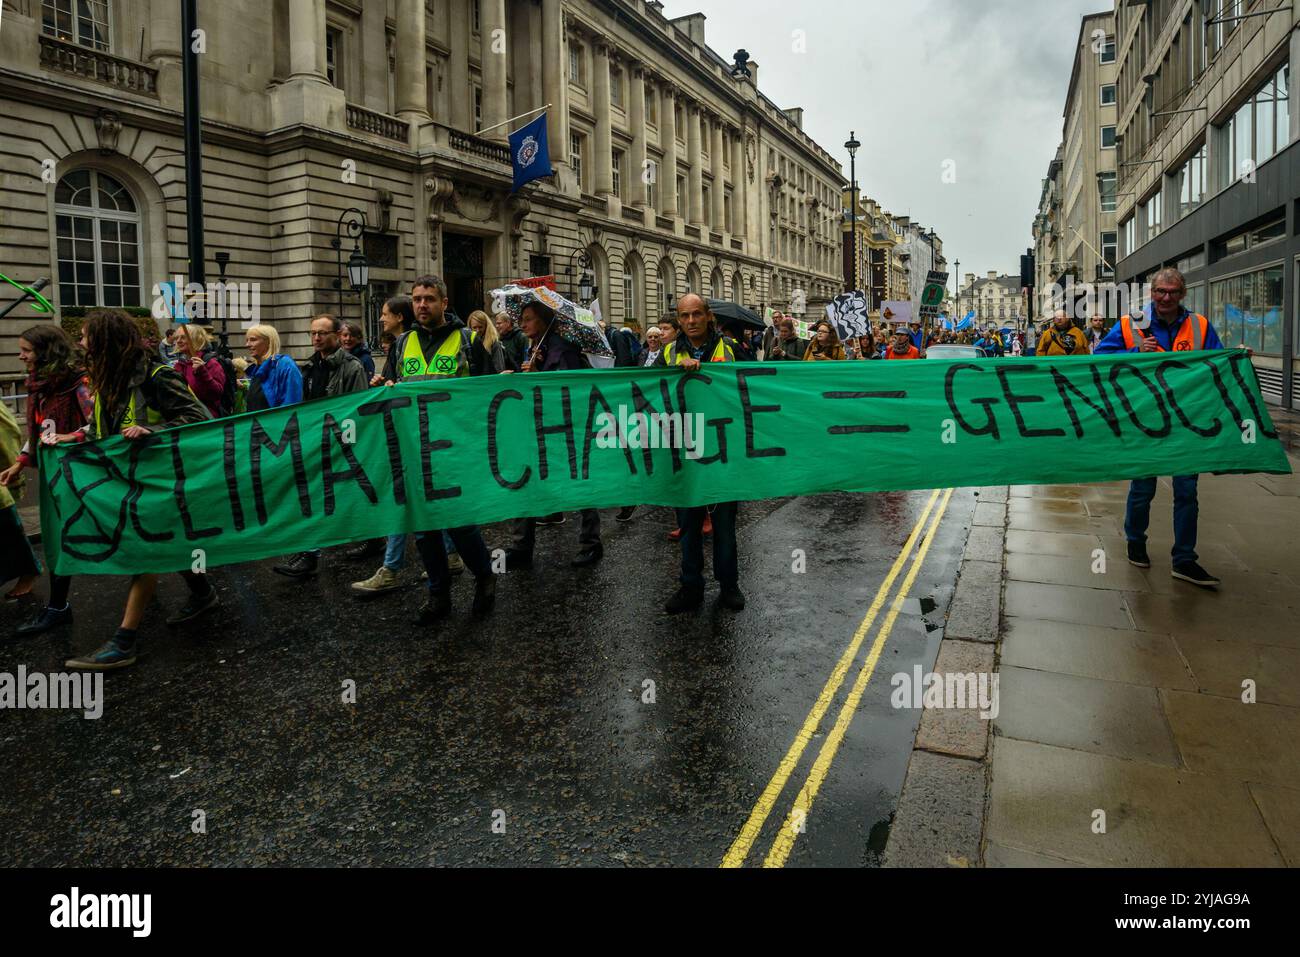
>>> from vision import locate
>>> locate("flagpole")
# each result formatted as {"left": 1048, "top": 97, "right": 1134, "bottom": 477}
{"left": 478, "top": 103, "right": 553, "bottom": 138}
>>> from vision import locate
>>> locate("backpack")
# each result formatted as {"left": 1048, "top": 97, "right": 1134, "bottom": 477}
{"left": 210, "top": 349, "right": 239, "bottom": 416}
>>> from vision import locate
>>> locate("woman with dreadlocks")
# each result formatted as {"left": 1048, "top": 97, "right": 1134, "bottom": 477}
{"left": 54, "top": 309, "right": 219, "bottom": 670}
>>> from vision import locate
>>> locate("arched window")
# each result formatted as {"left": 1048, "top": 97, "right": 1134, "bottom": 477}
{"left": 55, "top": 169, "right": 141, "bottom": 307}
{"left": 686, "top": 261, "right": 702, "bottom": 296}
{"left": 622, "top": 251, "right": 645, "bottom": 328}
{"left": 710, "top": 267, "right": 725, "bottom": 300}
{"left": 731, "top": 271, "right": 743, "bottom": 304}
{"left": 658, "top": 258, "right": 676, "bottom": 315}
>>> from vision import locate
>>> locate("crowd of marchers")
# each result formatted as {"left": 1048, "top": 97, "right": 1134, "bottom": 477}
{"left": 0, "top": 266, "right": 1235, "bottom": 671}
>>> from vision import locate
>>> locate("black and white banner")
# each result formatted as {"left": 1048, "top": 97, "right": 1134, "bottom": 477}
{"left": 825, "top": 291, "right": 872, "bottom": 340}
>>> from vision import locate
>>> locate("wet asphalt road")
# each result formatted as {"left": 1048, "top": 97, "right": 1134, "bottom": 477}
{"left": 1, "top": 487, "right": 974, "bottom": 867}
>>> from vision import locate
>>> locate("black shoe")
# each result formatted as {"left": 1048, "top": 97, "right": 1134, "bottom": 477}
{"left": 345, "top": 539, "right": 385, "bottom": 560}
{"left": 571, "top": 544, "right": 604, "bottom": 567}
{"left": 504, "top": 549, "right": 534, "bottom": 571}
{"left": 535, "top": 513, "right": 566, "bottom": 527}
{"left": 1172, "top": 561, "right": 1220, "bottom": 588}
{"left": 166, "top": 587, "right": 220, "bottom": 626}
{"left": 719, "top": 585, "right": 746, "bottom": 611}
{"left": 665, "top": 586, "right": 705, "bottom": 615}
{"left": 1127, "top": 541, "right": 1151, "bottom": 568}
{"left": 418, "top": 588, "right": 452, "bottom": 624}
{"left": 15, "top": 604, "right": 73, "bottom": 638}
{"left": 273, "top": 552, "right": 318, "bottom": 578}
{"left": 615, "top": 506, "right": 637, "bottom": 523}
{"left": 472, "top": 575, "right": 497, "bottom": 618}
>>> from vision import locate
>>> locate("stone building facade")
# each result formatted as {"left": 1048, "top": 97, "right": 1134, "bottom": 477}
{"left": 0, "top": 0, "right": 846, "bottom": 374}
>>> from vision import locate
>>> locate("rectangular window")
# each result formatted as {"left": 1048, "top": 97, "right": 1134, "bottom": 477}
{"left": 570, "top": 133, "right": 584, "bottom": 189}
{"left": 1100, "top": 38, "right": 1116, "bottom": 64}
{"left": 41, "top": 0, "right": 110, "bottom": 51}
{"left": 1176, "top": 143, "right": 1206, "bottom": 219}
{"left": 472, "top": 0, "right": 481, "bottom": 34}
{"left": 1098, "top": 172, "right": 1117, "bottom": 213}
{"left": 676, "top": 175, "right": 686, "bottom": 207}
{"left": 326, "top": 28, "right": 341, "bottom": 88}
{"left": 1100, "top": 83, "right": 1116, "bottom": 106}
{"left": 646, "top": 86, "right": 657, "bottom": 125}
{"left": 1143, "top": 189, "right": 1163, "bottom": 241}
{"left": 1100, "top": 125, "right": 1116, "bottom": 149}
{"left": 1211, "top": 264, "right": 1284, "bottom": 355}
{"left": 646, "top": 160, "right": 658, "bottom": 209}
{"left": 1122, "top": 215, "right": 1136, "bottom": 256}
{"left": 473, "top": 84, "right": 482, "bottom": 130}
{"left": 610, "top": 66, "right": 622, "bottom": 108}
{"left": 612, "top": 148, "right": 623, "bottom": 199}
{"left": 569, "top": 42, "right": 583, "bottom": 85}
{"left": 1100, "top": 231, "right": 1118, "bottom": 275}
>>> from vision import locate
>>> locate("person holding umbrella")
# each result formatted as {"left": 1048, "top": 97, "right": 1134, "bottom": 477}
{"left": 498, "top": 286, "right": 612, "bottom": 569}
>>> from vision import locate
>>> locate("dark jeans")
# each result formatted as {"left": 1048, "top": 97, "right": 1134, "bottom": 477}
{"left": 676, "top": 503, "right": 738, "bottom": 590}
{"left": 1125, "top": 475, "right": 1199, "bottom": 565}
{"left": 511, "top": 509, "right": 601, "bottom": 553}
{"left": 416, "top": 525, "right": 491, "bottom": 591}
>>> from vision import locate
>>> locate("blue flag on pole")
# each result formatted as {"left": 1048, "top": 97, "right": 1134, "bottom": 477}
{"left": 509, "top": 113, "right": 553, "bottom": 193}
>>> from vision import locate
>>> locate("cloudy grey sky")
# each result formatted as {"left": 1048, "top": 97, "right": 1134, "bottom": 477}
{"left": 662, "top": 0, "right": 1107, "bottom": 281}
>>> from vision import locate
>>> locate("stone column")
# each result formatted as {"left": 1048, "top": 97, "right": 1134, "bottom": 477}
{"left": 710, "top": 117, "right": 725, "bottom": 230}
{"left": 147, "top": 0, "right": 183, "bottom": 105}
{"left": 542, "top": 0, "right": 568, "bottom": 163}
{"left": 732, "top": 126, "right": 748, "bottom": 242}
{"left": 395, "top": 0, "right": 428, "bottom": 120}
{"left": 593, "top": 42, "right": 614, "bottom": 195}
{"left": 659, "top": 81, "right": 678, "bottom": 218}
{"left": 449, "top": 0, "right": 471, "bottom": 131}
{"left": 288, "top": 0, "right": 327, "bottom": 82}
{"left": 687, "top": 102, "right": 705, "bottom": 225}
{"left": 629, "top": 64, "right": 648, "bottom": 207}
{"left": 481, "top": 0, "right": 508, "bottom": 138}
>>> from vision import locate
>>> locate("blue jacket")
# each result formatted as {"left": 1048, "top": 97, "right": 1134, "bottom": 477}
{"left": 1093, "top": 303, "right": 1224, "bottom": 354}
{"left": 248, "top": 352, "right": 303, "bottom": 409}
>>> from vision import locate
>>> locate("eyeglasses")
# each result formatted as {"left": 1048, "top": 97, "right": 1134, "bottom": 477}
{"left": 1151, "top": 288, "right": 1181, "bottom": 298}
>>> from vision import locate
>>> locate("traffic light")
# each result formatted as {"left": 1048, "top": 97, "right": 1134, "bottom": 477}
{"left": 1020, "top": 252, "right": 1035, "bottom": 289}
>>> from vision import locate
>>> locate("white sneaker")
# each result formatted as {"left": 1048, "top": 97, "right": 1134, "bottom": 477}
{"left": 350, "top": 566, "right": 400, "bottom": 595}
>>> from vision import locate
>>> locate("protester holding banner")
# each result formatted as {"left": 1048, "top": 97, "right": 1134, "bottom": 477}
{"left": 172, "top": 323, "right": 228, "bottom": 418}
{"left": 505, "top": 298, "right": 605, "bottom": 569}
{"left": 654, "top": 294, "right": 743, "bottom": 614}
{"left": 243, "top": 324, "right": 303, "bottom": 412}
{"left": 804, "top": 320, "right": 847, "bottom": 361}
{"left": 387, "top": 275, "right": 498, "bottom": 623}
{"left": 885, "top": 326, "right": 921, "bottom": 360}
{"left": 1093, "top": 267, "right": 1227, "bottom": 588}
{"left": 273, "top": 315, "right": 370, "bottom": 579}
{"left": 55, "top": 310, "right": 217, "bottom": 670}
{"left": 1036, "top": 309, "right": 1089, "bottom": 356}
{"left": 1, "top": 324, "right": 92, "bottom": 635}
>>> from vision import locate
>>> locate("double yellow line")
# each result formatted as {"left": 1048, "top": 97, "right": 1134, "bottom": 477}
{"left": 721, "top": 487, "right": 955, "bottom": 868}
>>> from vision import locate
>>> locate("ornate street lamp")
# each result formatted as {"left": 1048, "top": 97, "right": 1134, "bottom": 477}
{"left": 332, "top": 207, "right": 368, "bottom": 321}
{"left": 844, "top": 131, "right": 860, "bottom": 293}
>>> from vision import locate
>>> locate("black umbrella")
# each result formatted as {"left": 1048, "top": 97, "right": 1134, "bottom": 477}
{"left": 708, "top": 299, "right": 765, "bottom": 330}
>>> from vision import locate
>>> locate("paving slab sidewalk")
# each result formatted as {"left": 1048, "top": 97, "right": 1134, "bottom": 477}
{"left": 886, "top": 409, "right": 1300, "bottom": 868}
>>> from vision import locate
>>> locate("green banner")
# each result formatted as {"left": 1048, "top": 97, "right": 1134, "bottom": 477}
{"left": 39, "top": 350, "right": 1290, "bottom": 576}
